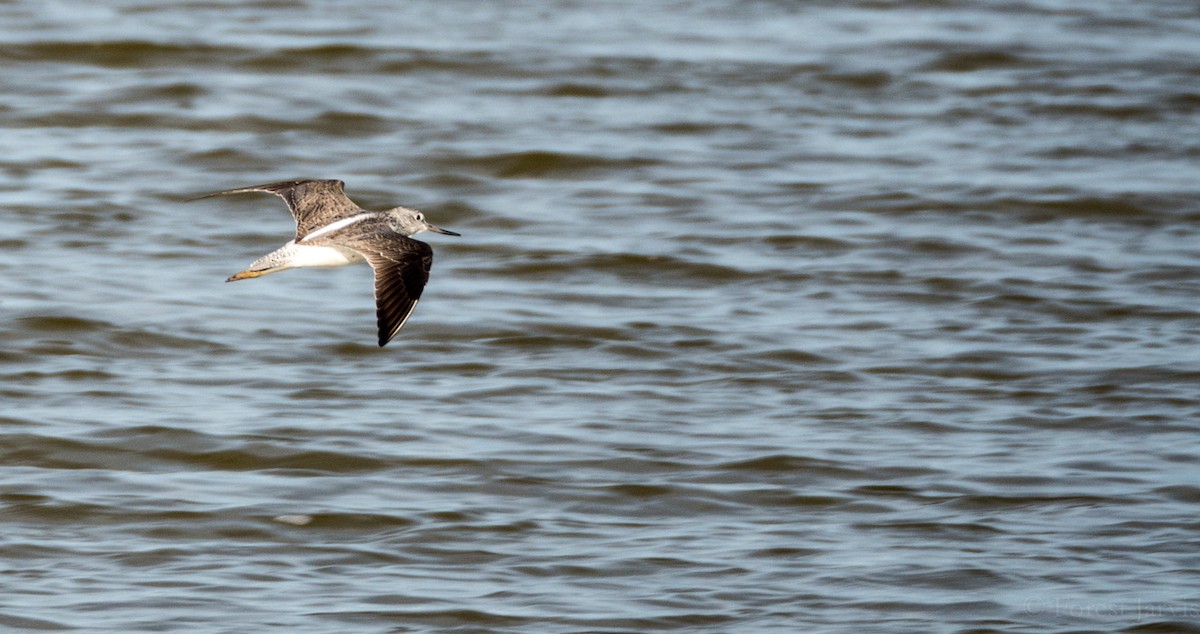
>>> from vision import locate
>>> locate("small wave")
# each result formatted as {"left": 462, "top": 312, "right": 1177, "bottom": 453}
{"left": 720, "top": 454, "right": 871, "bottom": 479}
{"left": 945, "top": 493, "right": 1111, "bottom": 511}
{"left": 817, "top": 70, "right": 893, "bottom": 90}
{"left": 539, "top": 82, "right": 609, "bottom": 98}
{"left": 921, "top": 48, "right": 1034, "bottom": 73}
{"left": 432, "top": 150, "right": 659, "bottom": 179}
{"left": 20, "top": 110, "right": 388, "bottom": 136}
{"left": 270, "top": 512, "right": 417, "bottom": 529}
{"left": 0, "top": 611, "right": 72, "bottom": 631}
{"left": 119, "top": 81, "right": 205, "bottom": 101}
{"left": 856, "top": 520, "right": 1005, "bottom": 538}
{"left": 0, "top": 429, "right": 401, "bottom": 473}
{"left": 0, "top": 40, "right": 225, "bottom": 67}
{"left": 650, "top": 121, "right": 748, "bottom": 135}
{"left": 308, "top": 111, "right": 391, "bottom": 136}
{"left": 309, "top": 609, "right": 534, "bottom": 630}
{"left": 0, "top": 40, "right": 508, "bottom": 77}
{"left": 882, "top": 568, "right": 1012, "bottom": 593}
{"left": 16, "top": 315, "right": 110, "bottom": 334}
{"left": 829, "top": 191, "right": 1178, "bottom": 224}
{"left": 745, "top": 348, "right": 832, "bottom": 365}
{"left": 156, "top": 447, "right": 391, "bottom": 472}
{"left": 761, "top": 234, "right": 855, "bottom": 252}
{"left": 494, "top": 250, "right": 754, "bottom": 286}
{"left": 10, "top": 313, "right": 230, "bottom": 356}
{"left": 1009, "top": 196, "right": 1159, "bottom": 220}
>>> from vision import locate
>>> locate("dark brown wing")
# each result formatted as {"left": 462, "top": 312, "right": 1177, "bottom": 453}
{"left": 289, "top": 214, "right": 435, "bottom": 346}
{"left": 189, "top": 179, "right": 364, "bottom": 239}
{"left": 362, "top": 238, "right": 433, "bottom": 346}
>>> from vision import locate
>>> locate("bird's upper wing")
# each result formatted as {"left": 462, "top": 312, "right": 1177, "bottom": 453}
{"left": 189, "top": 179, "right": 364, "bottom": 239}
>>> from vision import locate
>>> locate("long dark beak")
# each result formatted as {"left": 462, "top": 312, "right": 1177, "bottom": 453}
{"left": 426, "top": 223, "right": 460, "bottom": 236}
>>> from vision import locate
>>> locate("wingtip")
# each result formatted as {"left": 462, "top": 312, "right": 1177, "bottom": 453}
{"left": 185, "top": 182, "right": 307, "bottom": 202}
{"left": 185, "top": 188, "right": 252, "bottom": 203}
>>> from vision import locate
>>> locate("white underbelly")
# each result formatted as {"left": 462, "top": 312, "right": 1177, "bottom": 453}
{"left": 284, "top": 242, "right": 364, "bottom": 268}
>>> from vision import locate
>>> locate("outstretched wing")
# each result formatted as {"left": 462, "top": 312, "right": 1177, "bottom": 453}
{"left": 362, "top": 238, "right": 433, "bottom": 346}
{"left": 189, "top": 179, "right": 364, "bottom": 239}
{"left": 305, "top": 217, "right": 435, "bottom": 346}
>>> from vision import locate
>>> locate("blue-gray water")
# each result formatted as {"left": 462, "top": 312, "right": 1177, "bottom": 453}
{"left": 2, "top": 1, "right": 1200, "bottom": 632}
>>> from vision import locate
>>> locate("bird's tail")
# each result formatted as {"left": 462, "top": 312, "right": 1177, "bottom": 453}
{"left": 226, "top": 244, "right": 297, "bottom": 282}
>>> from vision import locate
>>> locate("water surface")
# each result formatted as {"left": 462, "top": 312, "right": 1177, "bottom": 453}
{"left": 2, "top": 1, "right": 1200, "bottom": 632}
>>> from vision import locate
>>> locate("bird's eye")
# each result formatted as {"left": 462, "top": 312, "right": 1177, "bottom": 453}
{"left": 415, "top": 213, "right": 424, "bottom": 221}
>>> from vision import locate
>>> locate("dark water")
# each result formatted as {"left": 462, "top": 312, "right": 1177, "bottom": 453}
{"left": 2, "top": 0, "right": 1200, "bottom": 632}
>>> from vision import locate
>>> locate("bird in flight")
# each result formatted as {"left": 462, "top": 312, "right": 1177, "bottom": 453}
{"left": 190, "top": 179, "right": 458, "bottom": 346}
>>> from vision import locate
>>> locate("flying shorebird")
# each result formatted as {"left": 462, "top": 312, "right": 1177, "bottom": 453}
{"left": 190, "top": 179, "right": 459, "bottom": 347}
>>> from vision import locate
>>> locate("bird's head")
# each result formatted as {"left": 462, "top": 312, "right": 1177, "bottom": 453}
{"left": 388, "top": 207, "right": 460, "bottom": 237}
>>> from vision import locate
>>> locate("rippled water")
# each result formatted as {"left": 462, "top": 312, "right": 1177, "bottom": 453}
{"left": 3, "top": 1, "right": 1200, "bottom": 632}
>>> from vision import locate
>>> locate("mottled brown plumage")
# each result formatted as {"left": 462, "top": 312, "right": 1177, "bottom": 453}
{"left": 189, "top": 179, "right": 363, "bottom": 239}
